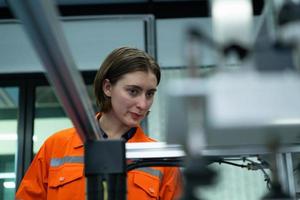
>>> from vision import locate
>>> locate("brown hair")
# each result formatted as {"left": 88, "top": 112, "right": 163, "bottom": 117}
{"left": 94, "top": 47, "right": 161, "bottom": 112}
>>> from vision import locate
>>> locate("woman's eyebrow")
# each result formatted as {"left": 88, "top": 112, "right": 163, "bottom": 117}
{"left": 148, "top": 88, "right": 157, "bottom": 92}
{"left": 126, "top": 85, "right": 157, "bottom": 92}
{"left": 126, "top": 85, "right": 142, "bottom": 91}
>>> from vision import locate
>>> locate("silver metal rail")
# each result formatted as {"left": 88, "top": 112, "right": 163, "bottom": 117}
{"left": 126, "top": 142, "right": 185, "bottom": 159}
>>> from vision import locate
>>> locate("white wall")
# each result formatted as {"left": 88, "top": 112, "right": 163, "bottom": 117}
{"left": 0, "top": 16, "right": 262, "bottom": 73}
{"left": 157, "top": 17, "right": 217, "bottom": 67}
{"left": 0, "top": 17, "right": 144, "bottom": 73}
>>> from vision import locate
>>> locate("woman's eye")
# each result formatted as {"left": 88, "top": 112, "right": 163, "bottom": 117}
{"left": 128, "top": 89, "right": 138, "bottom": 96}
{"left": 146, "top": 91, "right": 155, "bottom": 98}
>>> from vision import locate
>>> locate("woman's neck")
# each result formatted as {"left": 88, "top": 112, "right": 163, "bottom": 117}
{"left": 99, "top": 112, "right": 130, "bottom": 139}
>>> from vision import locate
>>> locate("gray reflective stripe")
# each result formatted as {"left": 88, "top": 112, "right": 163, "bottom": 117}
{"left": 50, "top": 156, "right": 83, "bottom": 167}
{"left": 135, "top": 167, "right": 162, "bottom": 181}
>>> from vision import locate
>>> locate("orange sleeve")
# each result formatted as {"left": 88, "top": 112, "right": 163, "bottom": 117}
{"left": 159, "top": 167, "right": 183, "bottom": 200}
{"left": 15, "top": 142, "right": 50, "bottom": 200}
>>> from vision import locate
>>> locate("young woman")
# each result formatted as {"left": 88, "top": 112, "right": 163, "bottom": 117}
{"left": 16, "top": 47, "right": 182, "bottom": 200}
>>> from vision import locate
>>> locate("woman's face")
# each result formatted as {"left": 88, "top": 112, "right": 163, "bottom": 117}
{"left": 103, "top": 71, "right": 157, "bottom": 127}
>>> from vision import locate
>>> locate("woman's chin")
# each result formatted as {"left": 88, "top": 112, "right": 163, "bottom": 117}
{"left": 125, "top": 119, "right": 140, "bottom": 127}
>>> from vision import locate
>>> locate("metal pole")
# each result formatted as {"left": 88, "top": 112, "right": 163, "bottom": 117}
{"left": 285, "top": 153, "right": 296, "bottom": 199}
{"left": 7, "top": 1, "right": 104, "bottom": 199}
{"left": 7, "top": 0, "right": 102, "bottom": 142}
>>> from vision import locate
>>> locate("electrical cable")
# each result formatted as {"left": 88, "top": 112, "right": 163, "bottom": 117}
{"left": 127, "top": 157, "right": 248, "bottom": 171}
{"left": 218, "top": 160, "right": 248, "bottom": 168}
{"left": 213, "top": 156, "right": 272, "bottom": 190}
{"left": 127, "top": 158, "right": 184, "bottom": 171}
{"left": 243, "top": 157, "right": 272, "bottom": 190}
{"left": 126, "top": 156, "right": 272, "bottom": 191}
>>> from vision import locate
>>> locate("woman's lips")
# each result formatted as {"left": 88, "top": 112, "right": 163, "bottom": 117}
{"left": 130, "top": 112, "right": 143, "bottom": 120}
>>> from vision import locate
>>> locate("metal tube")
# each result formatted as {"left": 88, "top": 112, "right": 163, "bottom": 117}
{"left": 86, "top": 176, "right": 104, "bottom": 200}
{"left": 285, "top": 153, "right": 296, "bottom": 198}
{"left": 107, "top": 174, "right": 126, "bottom": 200}
{"left": 7, "top": 0, "right": 101, "bottom": 142}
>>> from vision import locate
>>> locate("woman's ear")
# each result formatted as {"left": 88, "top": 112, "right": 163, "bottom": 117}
{"left": 102, "top": 79, "right": 112, "bottom": 97}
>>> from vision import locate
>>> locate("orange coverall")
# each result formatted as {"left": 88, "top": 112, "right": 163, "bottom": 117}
{"left": 16, "top": 126, "right": 182, "bottom": 200}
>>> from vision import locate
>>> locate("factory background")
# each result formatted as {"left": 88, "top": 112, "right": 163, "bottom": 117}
{"left": 0, "top": 0, "right": 295, "bottom": 199}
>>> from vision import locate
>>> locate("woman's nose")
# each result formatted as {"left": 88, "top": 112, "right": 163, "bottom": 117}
{"left": 136, "top": 95, "right": 148, "bottom": 110}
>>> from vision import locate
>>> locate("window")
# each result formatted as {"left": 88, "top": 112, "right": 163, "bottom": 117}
{"left": 0, "top": 87, "right": 18, "bottom": 200}
{"left": 33, "top": 86, "right": 72, "bottom": 153}
{"left": 33, "top": 84, "right": 96, "bottom": 153}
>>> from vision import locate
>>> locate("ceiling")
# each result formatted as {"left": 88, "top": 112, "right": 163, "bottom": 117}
{"left": 0, "top": 0, "right": 263, "bottom": 19}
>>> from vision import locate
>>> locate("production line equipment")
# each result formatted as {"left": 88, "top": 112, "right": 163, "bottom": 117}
{"left": 166, "top": 0, "right": 300, "bottom": 199}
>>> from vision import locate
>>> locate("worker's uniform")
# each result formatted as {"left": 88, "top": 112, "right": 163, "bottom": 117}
{"left": 16, "top": 125, "right": 182, "bottom": 200}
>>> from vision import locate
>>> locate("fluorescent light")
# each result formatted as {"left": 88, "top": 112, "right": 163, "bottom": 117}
{"left": 33, "top": 135, "right": 38, "bottom": 142}
{"left": 0, "top": 172, "right": 15, "bottom": 179}
{"left": 3, "top": 181, "right": 15, "bottom": 189}
{"left": 212, "top": 0, "right": 253, "bottom": 46}
{"left": 272, "top": 118, "right": 300, "bottom": 125}
{"left": 0, "top": 134, "right": 37, "bottom": 141}
{"left": 0, "top": 134, "right": 17, "bottom": 141}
